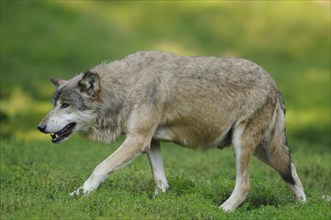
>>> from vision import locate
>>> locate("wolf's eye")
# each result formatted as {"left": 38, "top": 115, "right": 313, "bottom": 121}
{"left": 61, "top": 103, "right": 69, "bottom": 109}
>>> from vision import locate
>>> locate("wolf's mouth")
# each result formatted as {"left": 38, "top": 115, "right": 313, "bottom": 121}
{"left": 51, "top": 123, "right": 76, "bottom": 144}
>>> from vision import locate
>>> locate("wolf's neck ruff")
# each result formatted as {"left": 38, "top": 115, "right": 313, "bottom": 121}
{"left": 88, "top": 114, "right": 123, "bottom": 144}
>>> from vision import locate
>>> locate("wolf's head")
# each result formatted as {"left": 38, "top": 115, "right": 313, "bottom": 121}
{"left": 37, "top": 71, "right": 100, "bottom": 144}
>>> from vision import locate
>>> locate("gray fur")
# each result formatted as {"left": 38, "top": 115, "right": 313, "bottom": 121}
{"left": 38, "top": 50, "right": 306, "bottom": 211}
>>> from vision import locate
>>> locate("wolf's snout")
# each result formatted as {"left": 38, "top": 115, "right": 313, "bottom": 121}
{"left": 37, "top": 123, "right": 47, "bottom": 133}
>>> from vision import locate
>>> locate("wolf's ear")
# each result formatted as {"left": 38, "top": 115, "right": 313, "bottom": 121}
{"left": 78, "top": 71, "right": 100, "bottom": 97}
{"left": 50, "top": 77, "right": 66, "bottom": 88}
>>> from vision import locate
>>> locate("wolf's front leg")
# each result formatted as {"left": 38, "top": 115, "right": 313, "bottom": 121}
{"left": 70, "top": 134, "right": 151, "bottom": 196}
{"left": 147, "top": 140, "right": 168, "bottom": 196}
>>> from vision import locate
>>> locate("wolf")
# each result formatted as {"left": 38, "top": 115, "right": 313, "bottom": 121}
{"left": 37, "top": 51, "right": 306, "bottom": 211}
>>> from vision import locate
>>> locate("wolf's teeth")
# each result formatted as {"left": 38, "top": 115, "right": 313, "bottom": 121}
{"left": 51, "top": 133, "right": 59, "bottom": 139}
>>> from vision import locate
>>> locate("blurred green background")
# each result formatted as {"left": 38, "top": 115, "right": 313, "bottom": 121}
{"left": 0, "top": 1, "right": 330, "bottom": 148}
{"left": 0, "top": 2, "right": 330, "bottom": 218}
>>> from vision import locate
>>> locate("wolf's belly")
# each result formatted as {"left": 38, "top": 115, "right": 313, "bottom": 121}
{"left": 152, "top": 125, "right": 232, "bottom": 150}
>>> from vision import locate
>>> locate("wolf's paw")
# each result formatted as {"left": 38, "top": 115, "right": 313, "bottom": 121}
{"left": 152, "top": 183, "right": 169, "bottom": 198}
{"left": 219, "top": 201, "right": 235, "bottom": 212}
{"left": 70, "top": 187, "right": 84, "bottom": 196}
{"left": 153, "top": 189, "right": 164, "bottom": 198}
{"left": 70, "top": 186, "right": 93, "bottom": 197}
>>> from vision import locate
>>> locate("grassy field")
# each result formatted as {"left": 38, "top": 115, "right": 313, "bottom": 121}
{"left": 1, "top": 1, "right": 330, "bottom": 219}
{"left": 1, "top": 137, "right": 330, "bottom": 219}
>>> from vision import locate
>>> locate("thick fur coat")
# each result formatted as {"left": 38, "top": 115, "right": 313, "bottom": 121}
{"left": 38, "top": 51, "right": 306, "bottom": 211}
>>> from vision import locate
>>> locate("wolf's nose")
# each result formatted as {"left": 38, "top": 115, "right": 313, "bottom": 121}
{"left": 37, "top": 124, "right": 47, "bottom": 133}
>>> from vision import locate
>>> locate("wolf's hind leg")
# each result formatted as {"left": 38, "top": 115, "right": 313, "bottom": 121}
{"left": 147, "top": 140, "right": 169, "bottom": 196}
{"left": 288, "top": 163, "right": 306, "bottom": 201}
{"left": 220, "top": 100, "right": 277, "bottom": 211}
{"left": 254, "top": 107, "right": 306, "bottom": 202}
{"left": 254, "top": 141, "right": 306, "bottom": 202}
{"left": 220, "top": 123, "right": 260, "bottom": 211}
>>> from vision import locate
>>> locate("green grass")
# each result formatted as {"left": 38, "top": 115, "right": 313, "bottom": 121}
{"left": 1, "top": 1, "right": 330, "bottom": 219}
{"left": 1, "top": 137, "right": 330, "bottom": 219}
